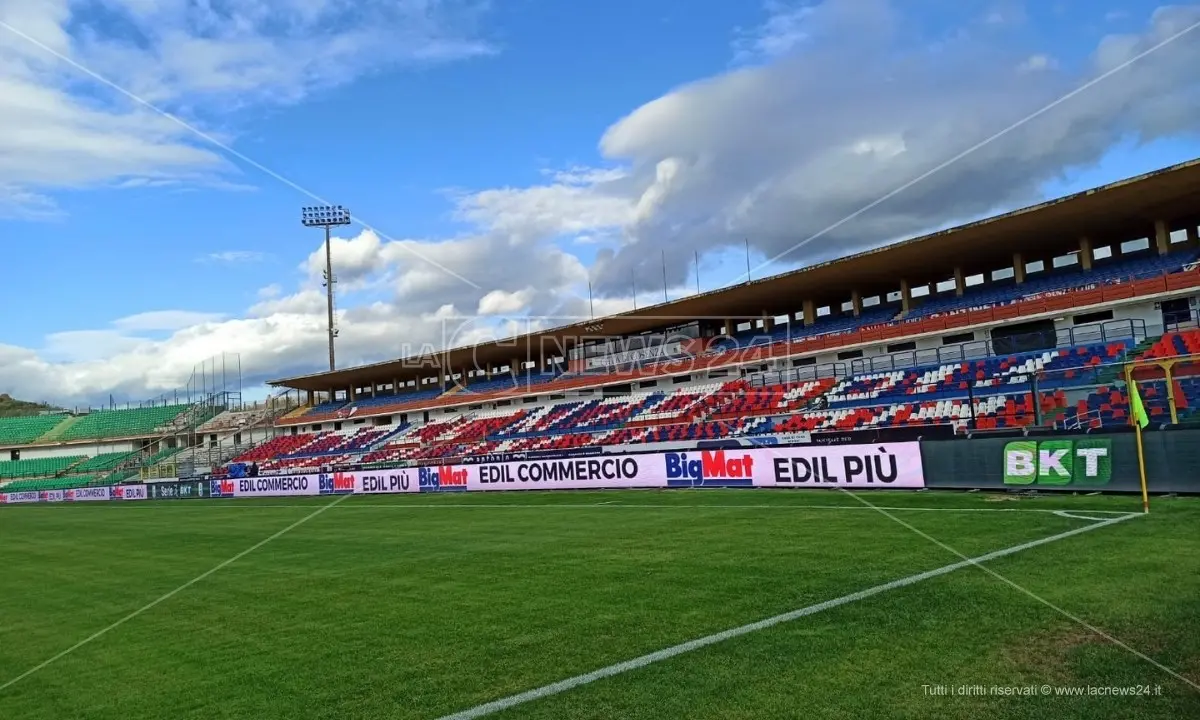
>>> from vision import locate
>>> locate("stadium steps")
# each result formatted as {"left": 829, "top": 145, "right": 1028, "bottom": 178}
{"left": 280, "top": 404, "right": 311, "bottom": 421}
{"left": 1092, "top": 336, "right": 1158, "bottom": 386}
{"left": 35, "top": 415, "right": 83, "bottom": 444}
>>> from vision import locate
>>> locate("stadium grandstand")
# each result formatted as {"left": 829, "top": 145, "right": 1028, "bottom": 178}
{"left": 200, "top": 159, "right": 1200, "bottom": 478}
{"left": 0, "top": 355, "right": 299, "bottom": 492}
{"left": 6, "top": 161, "right": 1200, "bottom": 486}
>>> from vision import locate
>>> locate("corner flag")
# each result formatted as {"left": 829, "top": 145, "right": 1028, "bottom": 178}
{"left": 1129, "top": 379, "right": 1150, "bottom": 429}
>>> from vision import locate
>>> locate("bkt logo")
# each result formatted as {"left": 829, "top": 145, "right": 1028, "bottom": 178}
{"left": 418, "top": 466, "right": 468, "bottom": 490}
{"left": 665, "top": 450, "right": 755, "bottom": 485}
{"left": 318, "top": 472, "right": 356, "bottom": 494}
{"left": 210, "top": 479, "right": 236, "bottom": 497}
{"left": 1003, "top": 440, "right": 1112, "bottom": 486}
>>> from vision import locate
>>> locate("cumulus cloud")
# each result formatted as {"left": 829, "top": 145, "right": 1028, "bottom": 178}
{"left": 203, "top": 250, "right": 271, "bottom": 264}
{"left": 5, "top": 0, "right": 1200, "bottom": 406}
{"left": 0, "top": 0, "right": 494, "bottom": 216}
{"left": 585, "top": 0, "right": 1200, "bottom": 294}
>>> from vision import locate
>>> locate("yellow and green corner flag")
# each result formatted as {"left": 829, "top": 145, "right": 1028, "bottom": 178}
{"left": 1129, "top": 379, "right": 1150, "bottom": 429}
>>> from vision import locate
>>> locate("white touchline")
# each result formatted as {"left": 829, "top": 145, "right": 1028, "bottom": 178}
{"left": 0, "top": 494, "right": 350, "bottom": 694}
{"left": 434, "top": 513, "right": 1140, "bottom": 720}
{"left": 836, "top": 488, "right": 1200, "bottom": 693}
{"left": 80, "top": 501, "right": 1136, "bottom": 514}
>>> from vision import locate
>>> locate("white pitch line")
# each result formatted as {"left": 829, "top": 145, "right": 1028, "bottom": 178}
{"left": 0, "top": 494, "right": 350, "bottom": 693}
{"left": 434, "top": 512, "right": 1140, "bottom": 720}
{"left": 1052, "top": 510, "right": 1127, "bottom": 522}
{"left": 102, "top": 501, "right": 1136, "bottom": 515}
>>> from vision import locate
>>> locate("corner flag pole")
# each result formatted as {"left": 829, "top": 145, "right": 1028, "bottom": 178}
{"left": 1125, "top": 364, "right": 1151, "bottom": 514}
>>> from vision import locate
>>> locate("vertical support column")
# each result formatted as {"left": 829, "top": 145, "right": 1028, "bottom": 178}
{"left": 953, "top": 267, "right": 965, "bottom": 297}
{"left": 306, "top": 390, "right": 314, "bottom": 406}
{"left": 1165, "top": 363, "right": 1179, "bottom": 425}
{"left": 899, "top": 281, "right": 911, "bottom": 314}
{"left": 722, "top": 318, "right": 733, "bottom": 336}
{"left": 371, "top": 384, "right": 377, "bottom": 398}
{"left": 1187, "top": 224, "right": 1199, "bottom": 247}
{"left": 762, "top": 312, "right": 773, "bottom": 332}
{"left": 1013, "top": 253, "right": 1025, "bottom": 284}
{"left": 802, "top": 299, "right": 816, "bottom": 327}
{"left": 1155, "top": 219, "right": 1170, "bottom": 255}
{"left": 850, "top": 290, "right": 863, "bottom": 317}
{"left": 1079, "top": 237, "right": 1093, "bottom": 271}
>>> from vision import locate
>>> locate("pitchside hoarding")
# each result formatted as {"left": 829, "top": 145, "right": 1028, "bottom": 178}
{"left": 1, "top": 443, "right": 927, "bottom": 505}
{"left": 208, "top": 471, "right": 421, "bottom": 498}
{"left": 0, "top": 485, "right": 149, "bottom": 504}
{"left": 662, "top": 444, "right": 926, "bottom": 489}
{"left": 469, "top": 455, "right": 667, "bottom": 491}
{"left": 1, "top": 491, "right": 40, "bottom": 504}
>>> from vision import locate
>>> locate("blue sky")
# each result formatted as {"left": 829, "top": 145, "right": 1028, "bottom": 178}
{"left": 2, "top": 0, "right": 1199, "bottom": 404}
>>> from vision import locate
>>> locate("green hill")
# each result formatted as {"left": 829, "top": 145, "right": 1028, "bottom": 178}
{"left": 0, "top": 394, "right": 58, "bottom": 419}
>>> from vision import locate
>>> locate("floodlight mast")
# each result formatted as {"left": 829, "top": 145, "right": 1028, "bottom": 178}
{"left": 301, "top": 205, "right": 352, "bottom": 372}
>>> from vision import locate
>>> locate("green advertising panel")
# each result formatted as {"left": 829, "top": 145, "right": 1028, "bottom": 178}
{"left": 1003, "top": 439, "right": 1112, "bottom": 487}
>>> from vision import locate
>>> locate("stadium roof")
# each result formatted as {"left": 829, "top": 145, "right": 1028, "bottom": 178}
{"left": 272, "top": 157, "right": 1200, "bottom": 392}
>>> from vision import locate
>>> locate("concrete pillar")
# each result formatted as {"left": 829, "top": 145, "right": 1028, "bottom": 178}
{"left": 1013, "top": 253, "right": 1025, "bottom": 284}
{"left": 802, "top": 299, "right": 816, "bottom": 327}
{"left": 1079, "top": 237, "right": 1093, "bottom": 271}
{"left": 306, "top": 390, "right": 314, "bottom": 406}
{"left": 1155, "top": 219, "right": 1170, "bottom": 255}
{"left": 953, "top": 267, "right": 965, "bottom": 297}
{"left": 850, "top": 290, "right": 863, "bottom": 317}
{"left": 1188, "top": 225, "right": 1199, "bottom": 247}
{"left": 899, "top": 280, "right": 911, "bottom": 314}
{"left": 762, "top": 312, "right": 773, "bottom": 332}
{"left": 371, "top": 385, "right": 377, "bottom": 398}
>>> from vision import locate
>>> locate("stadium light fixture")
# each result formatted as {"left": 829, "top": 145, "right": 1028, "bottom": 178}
{"left": 301, "top": 205, "right": 352, "bottom": 372}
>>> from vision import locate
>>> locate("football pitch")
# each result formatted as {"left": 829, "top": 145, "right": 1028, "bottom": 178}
{"left": 1, "top": 490, "right": 1198, "bottom": 719}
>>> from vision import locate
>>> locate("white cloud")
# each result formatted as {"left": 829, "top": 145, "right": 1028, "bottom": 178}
{"left": 0, "top": 0, "right": 494, "bottom": 216}
{"left": 112, "top": 311, "right": 227, "bottom": 333}
{"left": 733, "top": 1, "right": 818, "bottom": 64}
{"left": 5, "top": 0, "right": 1200, "bottom": 405}
{"left": 477, "top": 288, "right": 538, "bottom": 316}
{"left": 204, "top": 250, "right": 271, "bottom": 264}
{"left": 1017, "top": 54, "right": 1057, "bottom": 73}
{"left": 303, "top": 230, "right": 387, "bottom": 287}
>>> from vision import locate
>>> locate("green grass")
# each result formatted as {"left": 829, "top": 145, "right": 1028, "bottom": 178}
{"left": 0, "top": 490, "right": 1197, "bottom": 720}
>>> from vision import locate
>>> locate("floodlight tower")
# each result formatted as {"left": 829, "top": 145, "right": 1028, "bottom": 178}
{"left": 301, "top": 205, "right": 352, "bottom": 371}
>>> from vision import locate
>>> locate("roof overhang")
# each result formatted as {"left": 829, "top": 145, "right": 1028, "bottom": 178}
{"left": 272, "top": 158, "right": 1200, "bottom": 392}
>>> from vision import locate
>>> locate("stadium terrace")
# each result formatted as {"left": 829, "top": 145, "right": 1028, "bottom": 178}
{"left": 3, "top": 160, "right": 1200, "bottom": 488}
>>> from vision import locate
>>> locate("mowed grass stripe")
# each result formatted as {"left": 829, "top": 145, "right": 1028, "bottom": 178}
{"left": 0, "top": 498, "right": 1099, "bottom": 719}
{"left": 435, "top": 514, "right": 1139, "bottom": 720}
{"left": 0, "top": 496, "right": 350, "bottom": 693}
{"left": 496, "top": 509, "right": 1200, "bottom": 720}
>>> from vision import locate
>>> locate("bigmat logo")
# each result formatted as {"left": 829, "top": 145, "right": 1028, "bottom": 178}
{"left": 664, "top": 450, "right": 755, "bottom": 486}
{"left": 318, "top": 472, "right": 356, "bottom": 495}
{"left": 418, "top": 465, "right": 468, "bottom": 491}
{"left": 210, "top": 479, "right": 236, "bottom": 498}
{"left": 1003, "top": 440, "right": 1112, "bottom": 486}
